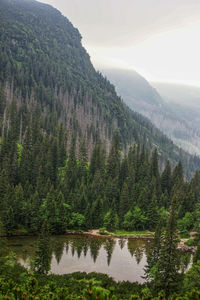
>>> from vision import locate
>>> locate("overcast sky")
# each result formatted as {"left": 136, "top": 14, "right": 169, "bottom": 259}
{"left": 38, "top": 0, "right": 200, "bottom": 86}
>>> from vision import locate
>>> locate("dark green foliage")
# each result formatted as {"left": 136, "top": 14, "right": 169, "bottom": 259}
{"left": 144, "top": 221, "right": 163, "bottom": 281}
{"left": 0, "top": 0, "right": 200, "bottom": 181}
{"left": 103, "top": 207, "right": 119, "bottom": 232}
{"left": 0, "top": 263, "right": 200, "bottom": 299}
{"left": 0, "top": 113, "right": 200, "bottom": 235}
{"left": 0, "top": 1, "right": 200, "bottom": 237}
{"left": 122, "top": 206, "right": 147, "bottom": 231}
{"left": 0, "top": 1, "right": 200, "bottom": 298}
{"left": 33, "top": 220, "right": 51, "bottom": 274}
{"left": 153, "top": 195, "right": 182, "bottom": 296}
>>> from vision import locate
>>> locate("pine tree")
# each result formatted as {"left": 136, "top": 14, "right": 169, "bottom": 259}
{"left": 106, "top": 131, "right": 121, "bottom": 179}
{"left": 78, "top": 137, "right": 88, "bottom": 182}
{"left": 154, "top": 193, "right": 181, "bottom": 296}
{"left": 65, "top": 136, "right": 77, "bottom": 191}
{"left": 172, "top": 161, "right": 183, "bottom": 189}
{"left": 33, "top": 220, "right": 51, "bottom": 274}
{"left": 150, "top": 149, "right": 159, "bottom": 179}
{"left": 146, "top": 191, "right": 159, "bottom": 230}
{"left": 144, "top": 220, "right": 163, "bottom": 281}
{"left": 90, "top": 143, "right": 105, "bottom": 176}
{"left": 161, "top": 160, "right": 171, "bottom": 195}
{"left": 119, "top": 182, "right": 130, "bottom": 224}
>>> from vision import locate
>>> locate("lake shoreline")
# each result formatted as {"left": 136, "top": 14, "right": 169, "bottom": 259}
{"left": 1, "top": 229, "right": 197, "bottom": 252}
{"left": 0, "top": 229, "right": 154, "bottom": 239}
{"left": 68, "top": 229, "right": 154, "bottom": 239}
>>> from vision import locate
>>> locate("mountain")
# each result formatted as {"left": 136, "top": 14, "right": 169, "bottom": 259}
{"left": 151, "top": 82, "right": 200, "bottom": 155}
{"left": 152, "top": 82, "right": 200, "bottom": 108}
{"left": 102, "top": 68, "right": 200, "bottom": 156}
{"left": 152, "top": 82, "right": 200, "bottom": 128}
{"left": 0, "top": 0, "right": 200, "bottom": 178}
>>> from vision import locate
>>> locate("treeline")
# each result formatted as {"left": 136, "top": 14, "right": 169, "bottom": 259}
{"left": 1, "top": 0, "right": 200, "bottom": 180}
{"left": 0, "top": 101, "right": 200, "bottom": 235}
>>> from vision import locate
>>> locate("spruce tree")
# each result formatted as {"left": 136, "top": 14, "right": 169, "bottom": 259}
{"left": 154, "top": 193, "right": 181, "bottom": 296}
{"left": 106, "top": 131, "right": 121, "bottom": 179}
{"left": 144, "top": 220, "right": 163, "bottom": 281}
{"left": 33, "top": 220, "right": 51, "bottom": 275}
{"left": 119, "top": 182, "right": 130, "bottom": 224}
{"left": 161, "top": 160, "right": 171, "bottom": 195}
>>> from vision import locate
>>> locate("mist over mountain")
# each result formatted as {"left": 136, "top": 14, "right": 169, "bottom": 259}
{"left": 153, "top": 82, "right": 200, "bottom": 128}
{"left": 102, "top": 68, "right": 200, "bottom": 156}
{"left": 152, "top": 82, "right": 200, "bottom": 107}
{"left": 1, "top": 2, "right": 200, "bottom": 297}
{"left": 1, "top": 0, "right": 200, "bottom": 178}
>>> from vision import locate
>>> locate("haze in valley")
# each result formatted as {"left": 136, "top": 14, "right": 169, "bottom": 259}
{"left": 38, "top": 0, "right": 200, "bottom": 87}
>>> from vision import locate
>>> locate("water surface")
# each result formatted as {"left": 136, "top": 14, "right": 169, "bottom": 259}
{"left": 7, "top": 234, "right": 153, "bottom": 283}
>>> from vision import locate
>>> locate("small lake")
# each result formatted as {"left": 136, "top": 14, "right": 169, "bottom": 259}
{"left": 7, "top": 234, "right": 152, "bottom": 283}
{"left": 7, "top": 234, "right": 192, "bottom": 283}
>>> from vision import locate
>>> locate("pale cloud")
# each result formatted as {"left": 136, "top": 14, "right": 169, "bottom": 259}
{"left": 37, "top": 0, "right": 200, "bottom": 86}
{"left": 91, "top": 20, "right": 200, "bottom": 86}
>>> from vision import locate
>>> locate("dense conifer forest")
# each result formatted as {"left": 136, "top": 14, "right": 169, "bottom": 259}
{"left": 1, "top": 0, "right": 200, "bottom": 178}
{"left": 0, "top": 0, "right": 200, "bottom": 299}
{"left": 1, "top": 124, "right": 200, "bottom": 235}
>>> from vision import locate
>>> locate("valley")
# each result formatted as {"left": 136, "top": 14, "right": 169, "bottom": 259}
{"left": 0, "top": 0, "right": 200, "bottom": 299}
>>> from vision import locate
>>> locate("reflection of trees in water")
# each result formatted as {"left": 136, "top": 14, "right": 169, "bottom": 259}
{"left": 104, "top": 239, "right": 116, "bottom": 266}
{"left": 127, "top": 239, "right": 137, "bottom": 257}
{"left": 8, "top": 238, "right": 38, "bottom": 262}
{"left": 127, "top": 239, "right": 146, "bottom": 263}
{"left": 82, "top": 238, "right": 89, "bottom": 257}
{"left": 10, "top": 235, "right": 151, "bottom": 269}
{"left": 70, "top": 237, "right": 85, "bottom": 258}
{"left": 89, "top": 238, "right": 103, "bottom": 263}
{"left": 180, "top": 252, "right": 192, "bottom": 272}
{"left": 67, "top": 236, "right": 117, "bottom": 265}
{"left": 53, "top": 239, "right": 65, "bottom": 264}
{"left": 71, "top": 242, "right": 75, "bottom": 257}
{"left": 65, "top": 239, "right": 70, "bottom": 254}
{"left": 76, "top": 240, "right": 83, "bottom": 259}
{"left": 143, "top": 240, "right": 152, "bottom": 258}
{"left": 118, "top": 238, "right": 126, "bottom": 250}
{"left": 134, "top": 247, "right": 144, "bottom": 264}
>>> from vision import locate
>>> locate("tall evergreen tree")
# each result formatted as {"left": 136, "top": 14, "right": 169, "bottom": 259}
{"left": 106, "top": 131, "right": 121, "bottom": 179}
{"left": 154, "top": 193, "right": 181, "bottom": 296}
{"left": 144, "top": 220, "right": 163, "bottom": 281}
{"left": 33, "top": 220, "right": 51, "bottom": 274}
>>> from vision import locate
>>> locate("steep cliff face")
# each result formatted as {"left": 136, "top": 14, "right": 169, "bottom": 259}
{"left": 0, "top": 0, "right": 200, "bottom": 177}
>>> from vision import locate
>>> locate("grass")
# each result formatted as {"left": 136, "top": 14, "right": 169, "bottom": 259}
{"left": 109, "top": 230, "right": 154, "bottom": 237}
{"left": 10, "top": 226, "right": 29, "bottom": 235}
{"left": 179, "top": 231, "right": 190, "bottom": 239}
{"left": 184, "top": 239, "right": 196, "bottom": 247}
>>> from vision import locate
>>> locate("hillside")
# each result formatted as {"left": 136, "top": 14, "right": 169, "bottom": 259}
{"left": 1, "top": 1, "right": 200, "bottom": 298}
{"left": 0, "top": 0, "right": 200, "bottom": 178}
{"left": 153, "top": 82, "right": 200, "bottom": 129}
{"left": 102, "top": 68, "right": 200, "bottom": 156}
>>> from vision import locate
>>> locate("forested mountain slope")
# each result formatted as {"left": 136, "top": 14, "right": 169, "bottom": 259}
{"left": 153, "top": 82, "right": 200, "bottom": 148}
{"left": 0, "top": 0, "right": 200, "bottom": 179}
{"left": 103, "top": 68, "right": 200, "bottom": 156}
{"left": 1, "top": 2, "right": 200, "bottom": 298}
